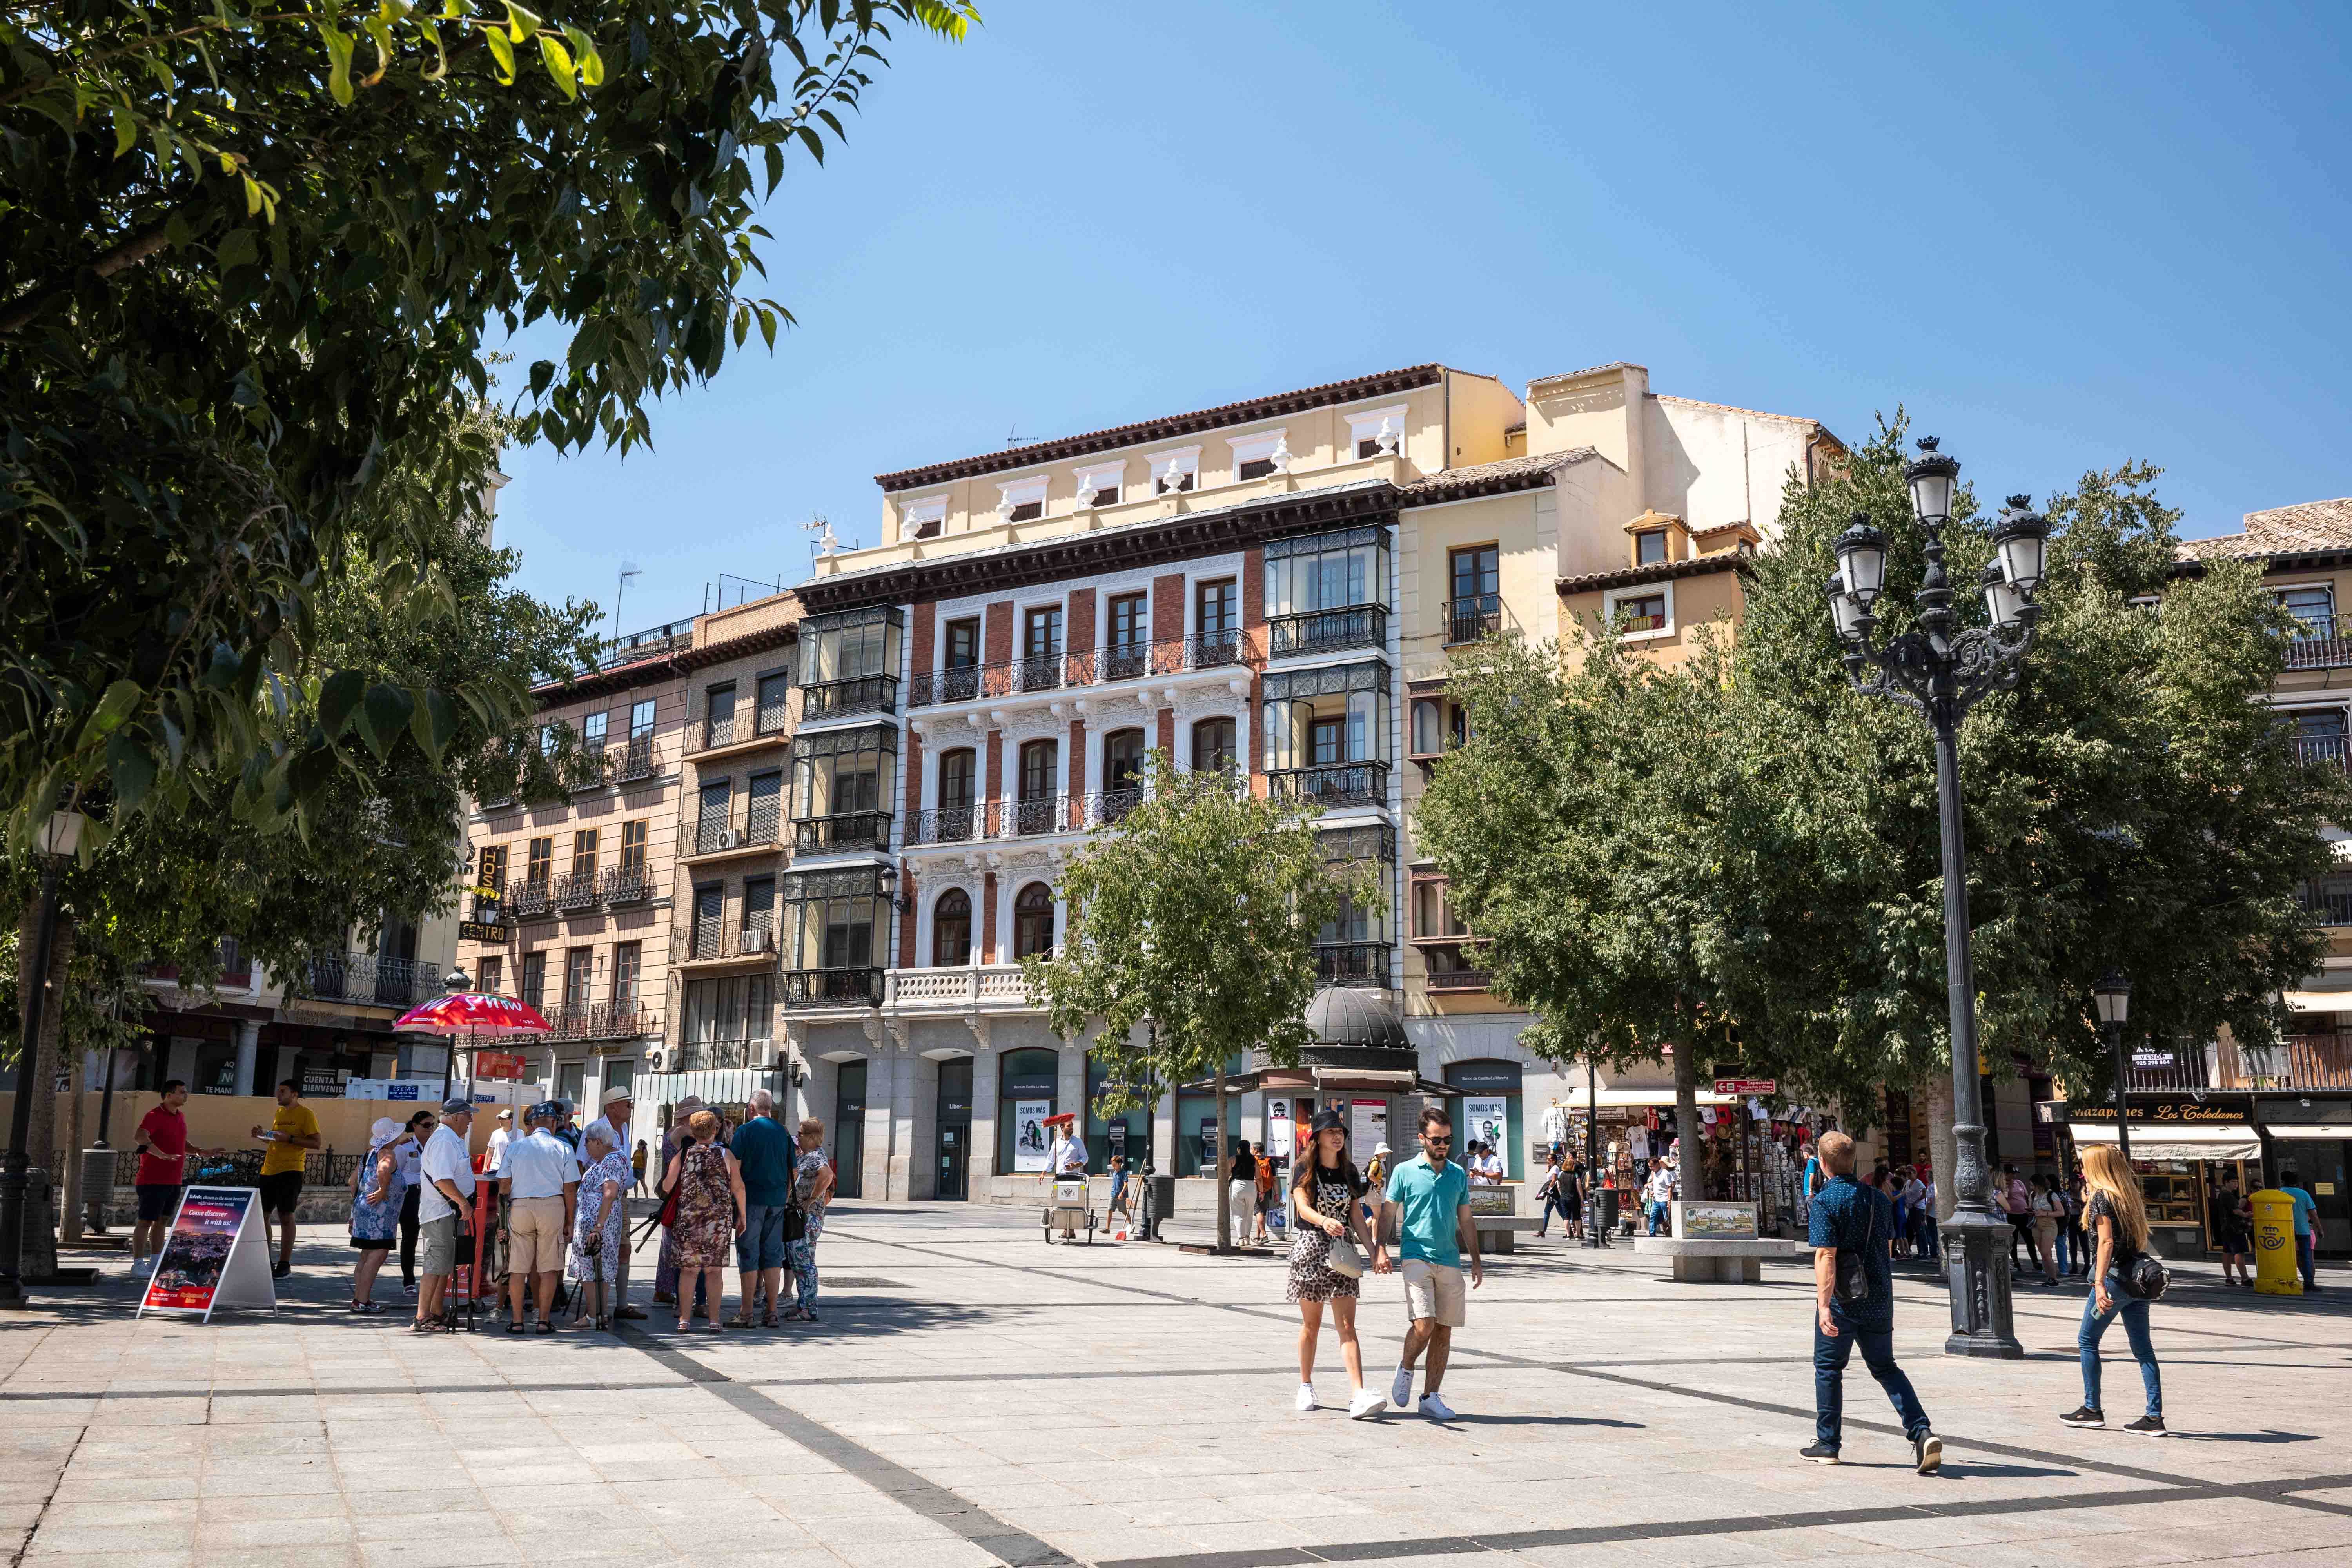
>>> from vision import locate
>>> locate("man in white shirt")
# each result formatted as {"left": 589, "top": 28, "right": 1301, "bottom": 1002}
{"left": 485, "top": 1109, "right": 513, "bottom": 1175}
{"left": 498, "top": 1103, "right": 581, "bottom": 1334}
{"left": 590, "top": 1086, "right": 642, "bottom": 1320}
{"left": 414, "top": 1099, "right": 477, "bottom": 1332}
{"left": 1645, "top": 1164, "right": 1678, "bottom": 1236}
{"left": 1470, "top": 1145, "right": 1506, "bottom": 1186}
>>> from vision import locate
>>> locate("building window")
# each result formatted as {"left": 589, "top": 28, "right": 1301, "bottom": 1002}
{"left": 743, "top": 876, "right": 777, "bottom": 946}
{"left": 1024, "top": 604, "right": 1063, "bottom": 660}
{"left": 1265, "top": 526, "right": 1389, "bottom": 656}
{"left": 570, "top": 829, "right": 597, "bottom": 876}
{"left": 682, "top": 973, "right": 775, "bottom": 1044}
{"left": 612, "top": 942, "right": 640, "bottom": 1002}
{"left": 1635, "top": 529, "right": 1668, "bottom": 566}
{"left": 903, "top": 497, "right": 946, "bottom": 539}
{"left": 1103, "top": 729, "right": 1146, "bottom": 795}
{"left": 1107, "top": 592, "right": 1147, "bottom": 653}
{"left": 1413, "top": 880, "right": 1470, "bottom": 940}
{"left": 780, "top": 867, "right": 891, "bottom": 999}
{"left": 1447, "top": 545, "right": 1500, "bottom": 643}
{"left": 539, "top": 722, "right": 558, "bottom": 756}
{"left": 789, "top": 723, "right": 897, "bottom": 849}
{"left": 1346, "top": 405, "right": 1406, "bottom": 459}
{"left": 1197, "top": 578, "right": 1237, "bottom": 635}
{"left": 581, "top": 711, "right": 608, "bottom": 757}
{"left": 1074, "top": 463, "right": 1124, "bottom": 508}
{"left": 695, "top": 780, "right": 730, "bottom": 853}
{"left": 747, "top": 769, "right": 783, "bottom": 842}
{"left": 939, "top": 748, "right": 976, "bottom": 811}
{"left": 933, "top": 889, "right": 972, "bottom": 966}
{"left": 798, "top": 607, "right": 903, "bottom": 717}
{"left": 1020, "top": 739, "right": 1058, "bottom": 802}
{"left": 619, "top": 820, "right": 646, "bottom": 870}
{"left": 946, "top": 617, "right": 980, "bottom": 670}
{"left": 1228, "top": 428, "right": 1287, "bottom": 482}
{"left": 477, "top": 956, "right": 502, "bottom": 995}
{"left": 690, "top": 883, "right": 723, "bottom": 957}
{"left": 630, "top": 699, "right": 655, "bottom": 740}
{"left": 996, "top": 476, "right": 1047, "bottom": 524}
{"left": 755, "top": 671, "right": 792, "bottom": 733}
{"left": 1014, "top": 882, "right": 1056, "bottom": 959}
{"left": 526, "top": 837, "right": 553, "bottom": 887}
{"left": 1148, "top": 446, "right": 1200, "bottom": 494}
{"left": 1608, "top": 589, "right": 1671, "bottom": 634}
{"left": 520, "top": 950, "right": 546, "bottom": 1008}
{"left": 1309, "top": 716, "right": 1346, "bottom": 766}
{"left": 704, "top": 682, "right": 738, "bottom": 746}
{"left": 1192, "top": 716, "right": 1237, "bottom": 773}
{"left": 565, "top": 948, "right": 595, "bottom": 1007}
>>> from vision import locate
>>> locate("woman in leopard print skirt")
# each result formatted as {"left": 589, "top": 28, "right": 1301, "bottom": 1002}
{"left": 1287, "top": 1109, "right": 1390, "bottom": 1419}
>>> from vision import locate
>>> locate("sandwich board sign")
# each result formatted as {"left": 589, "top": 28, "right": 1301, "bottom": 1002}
{"left": 137, "top": 1186, "right": 278, "bottom": 1321}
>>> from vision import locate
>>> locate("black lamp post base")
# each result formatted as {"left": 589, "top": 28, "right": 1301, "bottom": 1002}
{"left": 1939, "top": 1210, "right": 2023, "bottom": 1358}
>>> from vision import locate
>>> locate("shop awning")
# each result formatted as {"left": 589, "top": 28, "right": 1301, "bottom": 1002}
{"left": 2282, "top": 990, "right": 2352, "bottom": 1014}
{"left": 1546, "top": 1087, "right": 1740, "bottom": 1110}
{"left": 2071, "top": 1123, "right": 2262, "bottom": 1160}
{"left": 1179, "top": 1065, "right": 1454, "bottom": 1097}
{"left": 2263, "top": 1124, "right": 2352, "bottom": 1140}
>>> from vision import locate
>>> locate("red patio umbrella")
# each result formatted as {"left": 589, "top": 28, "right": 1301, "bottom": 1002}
{"left": 392, "top": 992, "right": 554, "bottom": 1037}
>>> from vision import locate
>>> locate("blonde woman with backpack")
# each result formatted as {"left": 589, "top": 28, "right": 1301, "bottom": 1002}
{"left": 2062, "top": 1143, "right": 2165, "bottom": 1436}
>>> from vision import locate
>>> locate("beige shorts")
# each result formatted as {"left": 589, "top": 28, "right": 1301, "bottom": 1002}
{"left": 507, "top": 1196, "right": 566, "bottom": 1275}
{"left": 1401, "top": 1257, "right": 1466, "bottom": 1327}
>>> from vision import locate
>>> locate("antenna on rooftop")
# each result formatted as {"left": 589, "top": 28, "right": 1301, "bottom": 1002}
{"left": 610, "top": 561, "right": 641, "bottom": 641}
{"left": 804, "top": 514, "right": 841, "bottom": 570}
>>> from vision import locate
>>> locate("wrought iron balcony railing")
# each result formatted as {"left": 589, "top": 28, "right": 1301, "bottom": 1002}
{"left": 1269, "top": 604, "right": 1387, "bottom": 659}
{"left": 1267, "top": 761, "right": 1389, "bottom": 809}
{"left": 791, "top": 809, "right": 893, "bottom": 853}
{"left": 782, "top": 966, "right": 886, "bottom": 1009}
{"left": 802, "top": 673, "right": 898, "bottom": 720}
{"left": 1443, "top": 593, "right": 1504, "bottom": 646}
{"left": 601, "top": 864, "right": 653, "bottom": 904}
{"left": 303, "top": 951, "right": 443, "bottom": 1009}
{"left": 691, "top": 800, "right": 786, "bottom": 857}
{"left": 2283, "top": 615, "right": 2352, "bottom": 670}
{"left": 613, "top": 734, "right": 657, "bottom": 783}
{"left": 2293, "top": 734, "right": 2349, "bottom": 770}
{"left": 548, "top": 999, "right": 657, "bottom": 1042}
{"left": 674, "top": 918, "right": 780, "bottom": 963}
{"left": 1313, "top": 941, "right": 1392, "bottom": 988}
{"left": 554, "top": 870, "right": 600, "bottom": 911}
{"left": 691, "top": 705, "right": 791, "bottom": 753}
{"left": 508, "top": 878, "right": 553, "bottom": 918}
{"left": 909, "top": 630, "right": 1254, "bottom": 708}
{"left": 906, "top": 790, "right": 1151, "bottom": 846}
{"left": 2297, "top": 878, "right": 2352, "bottom": 927}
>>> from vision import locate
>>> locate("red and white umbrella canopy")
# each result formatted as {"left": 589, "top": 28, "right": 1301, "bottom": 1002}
{"left": 392, "top": 993, "right": 553, "bottom": 1037}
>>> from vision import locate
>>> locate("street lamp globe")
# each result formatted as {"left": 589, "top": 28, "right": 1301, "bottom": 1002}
{"left": 1980, "top": 563, "right": 2027, "bottom": 631}
{"left": 1904, "top": 436, "right": 1960, "bottom": 525}
{"left": 1990, "top": 497, "right": 2051, "bottom": 595}
{"left": 34, "top": 809, "right": 84, "bottom": 858}
{"left": 2094, "top": 969, "right": 2131, "bottom": 1027}
{"left": 1826, "top": 574, "right": 1868, "bottom": 643}
{"left": 1833, "top": 518, "right": 1889, "bottom": 611}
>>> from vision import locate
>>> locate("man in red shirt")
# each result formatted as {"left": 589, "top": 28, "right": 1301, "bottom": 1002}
{"left": 132, "top": 1080, "right": 223, "bottom": 1269}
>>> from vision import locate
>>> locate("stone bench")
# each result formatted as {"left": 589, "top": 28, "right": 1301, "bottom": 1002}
{"left": 1475, "top": 1216, "right": 1543, "bottom": 1255}
{"left": 1632, "top": 1236, "right": 1797, "bottom": 1283}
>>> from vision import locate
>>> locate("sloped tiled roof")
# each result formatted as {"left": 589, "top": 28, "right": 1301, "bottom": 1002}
{"left": 1399, "top": 448, "right": 1596, "bottom": 505}
{"left": 2175, "top": 498, "right": 2352, "bottom": 565}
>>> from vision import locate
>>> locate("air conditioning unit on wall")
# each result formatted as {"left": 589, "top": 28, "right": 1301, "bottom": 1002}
{"left": 714, "top": 828, "right": 740, "bottom": 850}
{"left": 645, "top": 1049, "right": 667, "bottom": 1073}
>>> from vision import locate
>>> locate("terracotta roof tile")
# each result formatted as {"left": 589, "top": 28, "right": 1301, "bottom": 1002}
{"left": 2176, "top": 499, "right": 2352, "bottom": 564}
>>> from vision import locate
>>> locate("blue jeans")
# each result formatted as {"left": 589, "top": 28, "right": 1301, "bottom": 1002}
{"left": 1539, "top": 1196, "right": 1573, "bottom": 1233}
{"left": 2079, "top": 1272, "right": 2162, "bottom": 1419}
{"left": 1647, "top": 1201, "right": 1670, "bottom": 1235}
{"left": 735, "top": 1205, "right": 788, "bottom": 1272}
{"left": 1917, "top": 1217, "right": 1939, "bottom": 1263}
{"left": 2053, "top": 1225, "right": 2072, "bottom": 1278}
{"left": 2298, "top": 1235, "right": 2318, "bottom": 1290}
{"left": 1813, "top": 1318, "right": 1930, "bottom": 1448}
{"left": 788, "top": 1235, "right": 819, "bottom": 1312}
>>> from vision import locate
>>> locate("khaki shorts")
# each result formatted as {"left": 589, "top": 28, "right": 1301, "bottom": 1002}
{"left": 1401, "top": 1257, "right": 1467, "bottom": 1327}
{"left": 420, "top": 1214, "right": 462, "bottom": 1277}
{"left": 507, "top": 1196, "right": 567, "bottom": 1275}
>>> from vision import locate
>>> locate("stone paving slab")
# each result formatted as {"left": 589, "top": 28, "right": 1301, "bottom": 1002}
{"left": 2, "top": 1203, "right": 2348, "bottom": 1566}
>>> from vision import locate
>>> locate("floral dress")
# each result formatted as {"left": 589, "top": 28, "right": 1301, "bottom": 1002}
{"left": 349, "top": 1140, "right": 401, "bottom": 1249}
{"left": 671, "top": 1142, "right": 736, "bottom": 1269}
{"left": 1286, "top": 1170, "right": 1365, "bottom": 1303}
{"left": 569, "top": 1150, "right": 632, "bottom": 1285}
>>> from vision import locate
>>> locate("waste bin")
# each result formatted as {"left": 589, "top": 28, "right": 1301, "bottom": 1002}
{"left": 2251, "top": 1189, "right": 2301, "bottom": 1296}
{"left": 1592, "top": 1185, "right": 1621, "bottom": 1237}
{"left": 81, "top": 1146, "right": 119, "bottom": 1230}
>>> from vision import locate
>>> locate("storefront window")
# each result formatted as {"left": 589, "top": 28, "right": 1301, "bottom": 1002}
{"left": 998, "top": 1049, "right": 1059, "bottom": 1176}
{"left": 1445, "top": 1058, "right": 1523, "bottom": 1181}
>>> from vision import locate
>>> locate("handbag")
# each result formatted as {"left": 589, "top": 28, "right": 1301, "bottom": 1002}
{"left": 1324, "top": 1229, "right": 1364, "bottom": 1279}
{"left": 2120, "top": 1251, "right": 2169, "bottom": 1302}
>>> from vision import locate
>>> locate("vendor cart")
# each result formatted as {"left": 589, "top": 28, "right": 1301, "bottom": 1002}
{"left": 1043, "top": 1177, "right": 1096, "bottom": 1244}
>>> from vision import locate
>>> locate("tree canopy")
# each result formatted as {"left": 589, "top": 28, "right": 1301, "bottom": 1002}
{"left": 0, "top": 1, "right": 974, "bottom": 848}
{"left": 1417, "top": 416, "right": 2347, "bottom": 1157}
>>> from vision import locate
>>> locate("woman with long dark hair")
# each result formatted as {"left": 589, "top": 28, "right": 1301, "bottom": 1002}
{"left": 1285, "top": 1109, "right": 1389, "bottom": 1419}
{"left": 2063, "top": 1143, "right": 2165, "bottom": 1435}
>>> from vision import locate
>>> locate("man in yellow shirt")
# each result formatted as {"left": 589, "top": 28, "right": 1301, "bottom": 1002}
{"left": 250, "top": 1078, "right": 322, "bottom": 1279}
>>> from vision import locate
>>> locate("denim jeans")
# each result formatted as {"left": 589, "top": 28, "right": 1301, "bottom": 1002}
{"left": 2079, "top": 1271, "right": 2162, "bottom": 1418}
{"left": 1540, "top": 1196, "right": 1574, "bottom": 1232}
{"left": 1647, "top": 1201, "right": 1670, "bottom": 1235}
{"left": 1916, "top": 1217, "right": 1939, "bottom": 1263}
{"left": 2053, "top": 1226, "right": 2072, "bottom": 1278}
{"left": 1813, "top": 1318, "right": 1931, "bottom": 1448}
{"left": 2298, "top": 1235, "right": 2318, "bottom": 1290}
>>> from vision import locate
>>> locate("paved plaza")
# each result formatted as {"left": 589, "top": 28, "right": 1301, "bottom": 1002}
{"left": 2, "top": 1203, "right": 2348, "bottom": 1568}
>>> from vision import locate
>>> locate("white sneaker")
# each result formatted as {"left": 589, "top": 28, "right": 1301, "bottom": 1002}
{"left": 1294, "top": 1383, "right": 1318, "bottom": 1413}
{"left": 1347, "top": 1389, "right": 1388, "bottom": 1421}
{"left": 1390, "top": 1365, "right": 1414, "bottom": 1409}
{"left": 1419, "top": 1392, "right": 1457, "bottom": 1422}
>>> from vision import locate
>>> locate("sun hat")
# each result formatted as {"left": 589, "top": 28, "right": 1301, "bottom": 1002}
{"left": 601, "top": 1084, "right": 632, "bottom": 1107}
{"left": 1309, "top": 1109, "right": 1347, "bottom": 1136}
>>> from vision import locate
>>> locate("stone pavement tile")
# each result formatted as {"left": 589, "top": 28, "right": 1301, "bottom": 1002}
{"left": 24, "top": 1544, "right": 191, "bottom": 1568}
{"left": 47, "top": 1472, "right": 202, "bottom": 1503}
{"left": 1820, "top": 1513, "right": 2056, "bottom": 1551}
{"left": 199, "top": 1459, "right": 345, "bottom": 1495}
{"left": 194, "top": 1491, "right": 352, "bottom": 1522}
{"left": 356, "top": 1535, "right": 523, "bottom": 1568}
{"left": 816, "top": 1539, "right": 1004, "bottom": 1568}
{"left": 26, "top": 1499, "right": 189, "bottom": 1533}
{"left": 21, "top": 1523, "right": 200, "bottom": 1554}
{"left": 200, "top": 1512, "right": 360, "bottom": 1549}
{"left": 351, "top": 1510, "right": 506, "bottom": 1541}
{"left": 346, "top": 1487, "right": 488, "bottom": 1518}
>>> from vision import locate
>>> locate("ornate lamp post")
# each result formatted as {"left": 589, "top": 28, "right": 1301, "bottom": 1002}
{"left": 2094, "top": 970, "right": 2133, "bottom": 1167}
{"left": 1824, "top": 437, "right": 2049, "bottom": 1359}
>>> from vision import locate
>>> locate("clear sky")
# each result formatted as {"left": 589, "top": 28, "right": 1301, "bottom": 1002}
{"left": 491, "top": 0, "right": 2352, "bottom": 635}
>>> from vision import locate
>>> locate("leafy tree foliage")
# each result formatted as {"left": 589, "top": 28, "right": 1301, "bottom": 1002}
{"left": 0, "top": 1, "right": 973, "bottom": 846}
{"left": 1023, "top": 757, "right": 1360, "bottom": 1248}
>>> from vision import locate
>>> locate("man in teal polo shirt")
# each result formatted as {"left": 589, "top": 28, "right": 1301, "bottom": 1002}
{"left": 1382, "top": 1105, "right": 1482, "bottom": 1421}
{"left": 2279, "top": 1167, "right": 2325, "bottom": 1293}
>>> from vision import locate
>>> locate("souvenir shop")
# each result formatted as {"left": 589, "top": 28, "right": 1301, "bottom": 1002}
{"left": 2045, "top": 1094, "right": 2305, "bottom": 1261}
{"left": 1538, "top": 1086, "right": 1825, "bottom": 1236}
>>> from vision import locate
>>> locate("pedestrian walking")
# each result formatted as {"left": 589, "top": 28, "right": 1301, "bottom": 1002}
{"left": 1891, "top": 1165, "right": 1914, "bottom": 1259}
{"left": 1801, "top": 1131, "right": 1941, "bottom": 1472}
{"left": 568, "top": 1123, "right": 630, "bottom": 1331}
{"left": 2278, "top": 1167, "right": 2325, "bottom": 1293}
{"left": 729, "top": 1089, "right": 795, "bottom": 1327}
{"left": 499, "top": 1103, "right": 581, "bottom": 1335}
{"left": 2063, "top": 1143, "right": 2167, "bottom": 1434}
{"left": 2000, "top": 1163, "right": 2034, "bottom": 1268}
{"left": 131, "top": 1080, "right": 223, "bottom": 1272}
{"left": 632, "top": 1140, "right": 649, "bottom": 1196}
{"left": 1287, "top": 1109, "right": 1390, "bottom": 1419}
{"left": 1228, "top": 1139, "right": 1257, "bottom": 1239}
{"left": 1108, "top": 1154, "right": 1132, "bottom": 1220}
{"left": 393, "top": 1109, "right": 430, "bottom": 1296}
{"left": 2068, "top": 1172, "right": 2092, "bottom": 1278}
{"left": 2213, "top": 1171, "right": 2253, "bottom": 1287}
{"left": 485, "top": 1108, "right": 514, "bottom": 1176}
{"left": 784, "top": 1116, "right": 836, "bottom": 1323}
{"left": 1914, "top": 1165, "right": 1939, "bottom": 1264}
{"left": 1381, "top": 1107, "right": 1482, "bottom": 1422}
{"left": 412, "top": 1099, "right": 476, "bottom": 1332}
{"left": 1253, "top": 1142, "right": 1276, "bottom": 1243}
{"left": 347, "top": 1117, "right": 406, "bottom": 1313}
{"left": 1535, "top": 1151, "right": 1573, "bottom": 1237}
{"left": 1644, "top": 1162, "right": 1675, "bottom": 1236}
{"left": 2033, "top": 1174, "right": 2067, "bottom": 1286}
{"left": 666, "top": 1108, "right": 746, "bottom": 1333}
{"left": 251, "top": 1078, "right": 323, "bottom": 1279}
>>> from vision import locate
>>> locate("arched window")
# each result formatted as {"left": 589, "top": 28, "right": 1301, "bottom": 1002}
{"left": 1016, "top": 739, "right": 1059, "bottom": 834}
{"left": 1014, "top": 882, "right": 1056, "bottom": 959}
{"left": 933, "top": 889, "right": 972, "bottom": 966}
{"left": 1191, "top": 716, "right": 1237, "bottom": 773}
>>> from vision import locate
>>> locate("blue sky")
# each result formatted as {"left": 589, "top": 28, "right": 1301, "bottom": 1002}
{"left": 492, "top": 1, "right": 2352, "bottom": 634}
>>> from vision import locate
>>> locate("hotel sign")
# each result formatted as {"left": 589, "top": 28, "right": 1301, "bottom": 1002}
{"left": 458, "top": 920, "right": 509, "bottom": 944}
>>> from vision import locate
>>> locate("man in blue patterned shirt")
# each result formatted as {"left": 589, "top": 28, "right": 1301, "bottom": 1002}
{"left": 1803, "top": 1131, "right": 1941, "bottom": 1472}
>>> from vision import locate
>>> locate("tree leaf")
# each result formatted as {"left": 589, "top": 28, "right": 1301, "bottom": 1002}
{"left": 354, "top": 682, "right": 415, "bottom": 760}
{"left": 408, "top": 685, "right": 459, "bottom": 763}
{"left": 106, "top": 732, "right": 157, "bottom": 810}
{"left": 318, "top": 24, "right": 357, "bottom": 106}
{"left": 317, "top": 669, "right": 366, "bottom": 739}
{"left": 485, "top": 25, "right": 516, "bottom": 84}
{"left": 538, "top": 33, "right": 578, "bottom": 100}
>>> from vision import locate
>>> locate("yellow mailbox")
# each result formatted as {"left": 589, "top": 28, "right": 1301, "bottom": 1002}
{"left": 2251, "top": 1189, "right": 2302, "bottom": 1296}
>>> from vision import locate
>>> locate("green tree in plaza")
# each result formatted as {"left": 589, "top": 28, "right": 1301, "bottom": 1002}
{"left": 0, "top": 0, "right": 975, "bottom": 850}
{"left": 1023, "top": 757, "right": 1361, "bottom": 1251}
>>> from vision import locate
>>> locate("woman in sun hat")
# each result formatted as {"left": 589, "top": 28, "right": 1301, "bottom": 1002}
{"left": 347, "top": 1116, "right": 409, "bottom": 1313}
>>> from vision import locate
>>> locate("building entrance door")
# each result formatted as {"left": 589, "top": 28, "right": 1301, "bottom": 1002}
{"left": 936, "top": 1058, "right": 973, "bottom": 1201}
{"left": 833, "top": 1059, "right": 866, "bottom": 1200}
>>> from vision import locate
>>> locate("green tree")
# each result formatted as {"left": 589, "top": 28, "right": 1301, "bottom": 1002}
{"left": 1, "top": 1, "right": 974, "bottom": 846}
{"left": 1022, "top": 757, "right": 1358, "bottom": 1250}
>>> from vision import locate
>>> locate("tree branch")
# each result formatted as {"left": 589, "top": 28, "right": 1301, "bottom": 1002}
{"left": 0, "top": 205, "right": 184, "bottom": 336}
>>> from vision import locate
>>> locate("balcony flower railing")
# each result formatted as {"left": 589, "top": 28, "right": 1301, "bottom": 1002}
{"left": 1267, "top": 761, "right": 1389, "bottom": 809}
{"left": 554, "top": 870, "right": 600, "bottom": 911}
{"left": 909, "top": 631, "right": 1253, "bottom": 708}
{"left": 508, "top": 878, "right": 553, "bottom": 918}
{"left": 1269, "top": 604, "right": 1387, "bottom": 658}
{"left": 548, "top": 999, "right": 656, "bottom": 1042}
{"left": 601, "top": 864, "right": 653, "bottom": 903}
{"left": 692, "top": 800, "right": 785, "bottom": 856}
{"left": 782, "top": 966, "right": 886, "bottom": 1009}
{"left": 802, "top": 673, "right": 898, "bottom": 720}
{"left": 1313, "top": 941, "right": 1391, "bottom": 987}
{"left": 791, "top": 809, "right": 893, "bottom": 853}
{"left": 613, "top": 734, "right": 657, "bottom": 783}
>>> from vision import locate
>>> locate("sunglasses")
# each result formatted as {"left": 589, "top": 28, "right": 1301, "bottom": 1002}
{"left": 1424, "top": 1135, "right": 1453, "bottom": 1147}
